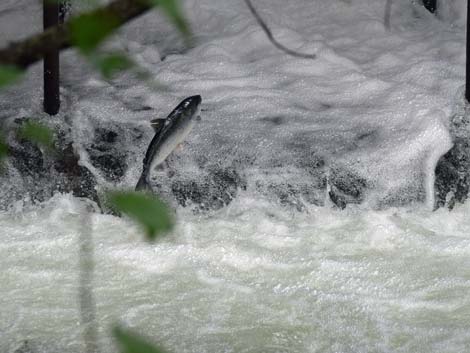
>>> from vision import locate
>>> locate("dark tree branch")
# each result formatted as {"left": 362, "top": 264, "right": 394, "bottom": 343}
{"left": 0, "top": 0, "right": 152, "bottom": 69}
{"left": 243, "top": 0, "right": 316, "bottom": 59}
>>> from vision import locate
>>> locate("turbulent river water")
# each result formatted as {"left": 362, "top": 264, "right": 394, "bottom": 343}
{"left": 2, "top": 195, "right": 470, "bottom": 353}
{"left": 2, "top": 0, "right": 470, "bottom": 352}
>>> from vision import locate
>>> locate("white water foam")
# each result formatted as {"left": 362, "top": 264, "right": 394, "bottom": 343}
{"left": 1, "top": 194, "right": 470, "bottom": 353}
{"left": 1, "top": 0, "right": 469, "bottom": 352}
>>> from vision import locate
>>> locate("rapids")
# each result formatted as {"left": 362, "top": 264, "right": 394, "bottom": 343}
{"left": 1, "top": 0, "right": 470, "bottom": 352}
{"left": 1, "top": 195, "right": 470, "bottom": 352}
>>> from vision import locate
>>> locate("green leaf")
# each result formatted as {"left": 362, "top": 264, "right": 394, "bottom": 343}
{"left": 94, "top": 52, "right": 134, "bottom": 79}
{"left": 148, "top": 0, "right": 190, "bottom": 37}
{"left": 69, "top": 12, "right": 119, "bottom": 54}
{"left": 0, "top": 65, "right": 23, "bottom": 89}
{"left": 17, "top": 120, "right": 55, "bottom": 150}
{"left": 0, "top": 134, "right": 8, "bottom": 164}
{"left": 113, "top": 326, "right": 166, "bottom": 353}
{"left": 107, "top": 191, "right": 173, "bottom": 240}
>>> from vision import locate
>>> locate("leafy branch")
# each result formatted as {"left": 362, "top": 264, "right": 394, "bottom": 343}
{"left": 0, "top": 0, "right": 186, "bottom": 69}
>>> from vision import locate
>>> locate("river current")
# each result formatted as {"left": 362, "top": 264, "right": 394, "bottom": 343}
{"left": 1, "top": 0, "right": 470, "bottom": 352}
{"left": 2, "top": 194, "right": 470, "bottom": 352}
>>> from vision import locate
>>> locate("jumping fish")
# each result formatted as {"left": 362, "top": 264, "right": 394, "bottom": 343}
{"left": 136, "top": 95, "right": 202, "bottom": 191}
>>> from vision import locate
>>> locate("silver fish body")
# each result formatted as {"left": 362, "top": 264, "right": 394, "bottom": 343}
{"left": 136, "top": 95, "right": 201, "bottom": 191}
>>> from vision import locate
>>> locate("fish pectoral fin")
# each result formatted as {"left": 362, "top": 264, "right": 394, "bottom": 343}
{"left": 154, "top": 159, "right": 171, "bottom": 171}
{"left": 175, "top": 143, "right": 185, "bottom": 152}
{"left": 135, "top": 174, "right": 151, "bottom": 191}
{"left": 155, "top": 163, "right": 166, "bottom": 171}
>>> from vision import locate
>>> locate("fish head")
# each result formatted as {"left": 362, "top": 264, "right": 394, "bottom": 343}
{"left": 151, "top": 95, "right": 202, "bottom": 132}
{"left": 174, "top": 95, "right": 202, "bottom": 134}
{"left": 162, "top": 95, "right": 202, "bottom": 132}
{"left": 164, "top": 95, "right": 202, "bottom": 128}
{"left": 182, "top": 95, "right": 202, "bottom": 121}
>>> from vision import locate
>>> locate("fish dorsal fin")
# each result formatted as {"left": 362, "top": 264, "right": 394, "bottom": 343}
{"left": 150, "top": 118, "right": 166, "bottom": 135}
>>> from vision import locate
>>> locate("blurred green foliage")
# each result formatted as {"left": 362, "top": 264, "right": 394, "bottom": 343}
{"left": 147, "top": 0, "right": 190, "bottom": 37}
{"left": 17, "top": 120, "right": 55, "bottom": 151}
{"left": 93, "top": 52, "right": 135, "bottom": 79}
{"left": 69, "top": 12, "right": 120, "bottom": 54}
{"left": 0, "top": 65, "right": 23, "bottom": 89}
{"left": 107, "top": 191, "right": 174, "bottom": 240}
{"left": 114, "top": 326, "right": 167, "bottom": 353}
{"left": 69, "top": 0, "right": 190, "bottom": 56}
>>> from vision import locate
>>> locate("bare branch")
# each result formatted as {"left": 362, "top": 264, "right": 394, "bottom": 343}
{"left": 0, "top": 0, "right": 152, "bottom": 69}
{"left": 243, "top": 0, "right": 316, "bottom": 60}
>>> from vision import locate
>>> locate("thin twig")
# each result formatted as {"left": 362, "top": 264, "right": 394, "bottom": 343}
{"left": 243, "top": 0, "right": 316, "bottom": 59}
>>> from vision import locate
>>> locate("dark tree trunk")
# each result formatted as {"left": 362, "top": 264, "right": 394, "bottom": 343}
{"left": 423, "top": 0, "right": 436, "bottom": 13}
{"left": 43, "top": 0, "right": 60, "bottom": 115}
{"left": 467, "top": 0, "right": 470, "bottom": 103}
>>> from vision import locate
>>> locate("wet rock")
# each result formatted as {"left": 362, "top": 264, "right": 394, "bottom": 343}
{"left": 256, "top": 179, "right": 326, "bottom": 211}
{"left": 90, "top": 153, "right": 126, "bottom": 180}
{"left": 376, "top": 183, "right": 426, "bottom": 209}
{"left": 328, "top": 167, "right": 368, "bottom": 209}
{"left": 171, "top": 167, "right": 245, "bottom": 211}
{"left": 249, "top": 152, "right": 327, "bottom": 210}
{"left": 8, "top": 118, "right": 46, "bottom": 176}
{"left": 263, "top": 183, "right": 309, "bottom": 211}
{"left": 13, "top": 340, "right": 36, "bottom": 353}
{"left": 96, "top": 128, "right": 118, "bottom": 144}
{"left": 54, "top": 143, "right": 99, "bottom": 202}
{"left": 435, "top": 112, "right": 470, "bottom": 209}
{"left": 87, "top": 127, "right": 128, "bottom": 181}
{"left": 8, "top": 141, "right": 45, "bottom": 176}
{"left": 0, "top": 118, "right": 99, "bottom": 207}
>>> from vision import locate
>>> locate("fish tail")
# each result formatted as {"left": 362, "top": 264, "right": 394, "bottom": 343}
{"left": 135, "top": 173, "right": 151, "bottom": 192}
